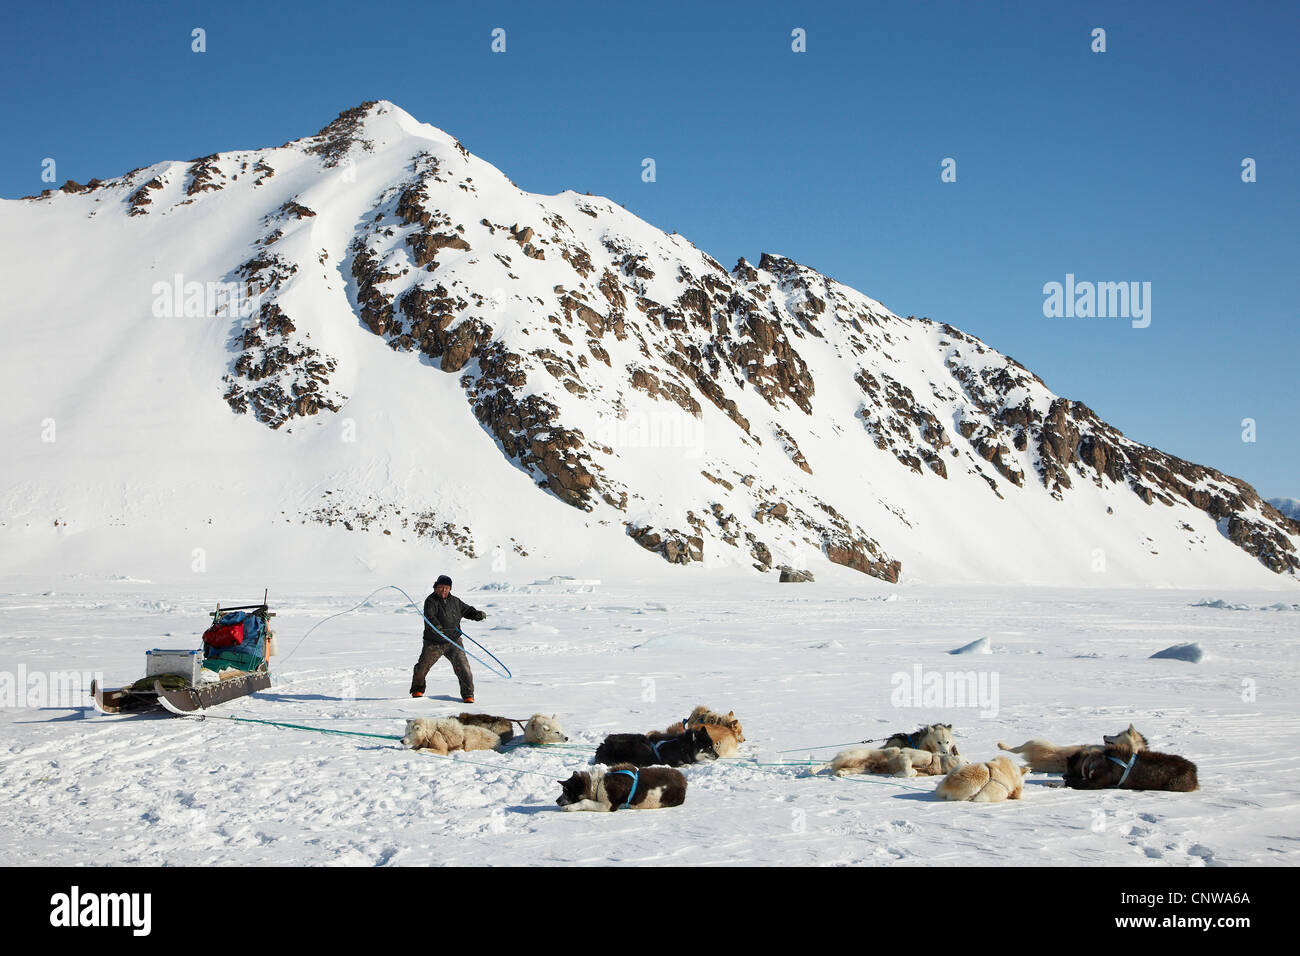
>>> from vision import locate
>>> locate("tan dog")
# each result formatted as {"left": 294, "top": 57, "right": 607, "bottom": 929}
{"left": 998, "top": 724, "right": 1148, "bottom": 774}
{"left": 935, "top": 756, "right": 1028, "bottom": 802}
{"left": 650, "top": 723, "right": 742, "bottom": 757}
{"left": 810, "top": 746, "right": 967, "bottom": 778}
{"left": 655, "top": 706, "right": 745, "bottom": 757}
{"left": 400, "top": 716, "right": 501, "bottom": 756}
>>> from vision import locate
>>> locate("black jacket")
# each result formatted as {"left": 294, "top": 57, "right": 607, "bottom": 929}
{"left": 422, "top": 592, "right": 485, "bottom": 643}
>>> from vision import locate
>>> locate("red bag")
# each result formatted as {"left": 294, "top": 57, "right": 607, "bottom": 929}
{"left": 204, "top": 622, "right": 245, "bottom": 648}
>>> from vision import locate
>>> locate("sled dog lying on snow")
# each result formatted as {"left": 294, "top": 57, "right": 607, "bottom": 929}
{"left": 457, "top": 712, "right": 516, "bottom": 745}
{"left": 882, "top": 723, "right": 959, "bottom": 755}
{"left": 998, "top": 724, "right": 1148, "bottom": 774}
{"left": 681, "top": 705, "right": 743, "bottom": 735}
{"left": 557, "top": 764, "right": 688, "bottom": 811}
{"left": 595, "top": 728, "right": 719, "bottom": 767}
{"left": 522, "top": 714, "right": 568, "bottom": 745}
{"left": 401, "top": 717, "right": 501, "bottom": 755}
{"left": 935, "top": 756, "right": 1028, "bottom": 802}
{"left": 1064, "top": 747, "right": 1198, "bottom": 792}
{"left": 651, "top": 706, "right": 745, "bottom": 757}
{"left": 810, "top": 746, "right": 967, "bottom": 778}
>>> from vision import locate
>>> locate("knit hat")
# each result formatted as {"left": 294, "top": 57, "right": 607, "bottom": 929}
{"left": 435, "top": 574, "right": 453, "bottom": 588}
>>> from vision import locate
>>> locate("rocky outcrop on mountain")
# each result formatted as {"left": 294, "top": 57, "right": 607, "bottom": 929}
{"left": 185, "top": 154, "right": 225, "bottom": 196}
{"left": 304, "top": 101, "right": 379, "bottom": 166}
{"left": 307, "top": 492, "right": 478, "bottom": 556}
{"left": 127, "top": 176, "right": 163, "bottom": 216}
{"left": 220, "top": 198, "right": 345, "bottom": 428}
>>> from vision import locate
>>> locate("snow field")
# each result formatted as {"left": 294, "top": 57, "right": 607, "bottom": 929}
{"left": 2, "top": 579, "right": 1297, "bottom": 866}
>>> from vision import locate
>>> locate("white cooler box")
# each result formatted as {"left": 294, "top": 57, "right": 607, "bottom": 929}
{"left": 146, "top": 649, "right": 203, "bottom": 685}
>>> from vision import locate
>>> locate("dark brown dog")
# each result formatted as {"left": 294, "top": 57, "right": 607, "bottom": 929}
{"left": 456, "top": 712, "right": 515, "bottom": 745}
{"left": 594, "top": 728, "right": 718, "bottom": 768}
{"left": 1064, "top": 747, "right": 1198, "bottom": 792}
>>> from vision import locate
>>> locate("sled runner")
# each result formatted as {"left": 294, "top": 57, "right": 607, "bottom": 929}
{"left": 92, "top": 594, "right": 276, "bottom": 716}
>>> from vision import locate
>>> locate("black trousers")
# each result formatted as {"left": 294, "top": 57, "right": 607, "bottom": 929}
{"left": 410, "top": 639, "right": 475, "bottom": 699}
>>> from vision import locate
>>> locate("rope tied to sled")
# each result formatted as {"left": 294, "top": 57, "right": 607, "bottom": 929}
{"left": 184, "top": 713, "right": 404, "bottom": 741}
{"left": 173, "top": 712, "right": 562, "bottom": 779}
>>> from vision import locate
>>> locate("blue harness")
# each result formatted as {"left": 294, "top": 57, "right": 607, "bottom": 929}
{"left": 610, "top": 768, "right": 640, "bottom": 809}
{"left": 648, "top": 739, "right": 665, "bottom": 763}
{"left": 1108, "top": 753, "right": 1139, "bottom": 787}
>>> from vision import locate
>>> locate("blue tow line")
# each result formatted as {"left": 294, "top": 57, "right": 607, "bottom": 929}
{"left": 282, "top": 584, "right": 512, "bottom": 679}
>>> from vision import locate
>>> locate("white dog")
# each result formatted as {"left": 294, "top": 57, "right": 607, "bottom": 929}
{"left": 523, "top": 714, "right": 568, "bottom": 745}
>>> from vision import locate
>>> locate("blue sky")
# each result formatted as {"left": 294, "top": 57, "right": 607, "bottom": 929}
{"left": 3, "top": 0, "right": 1296, "bottom": 495}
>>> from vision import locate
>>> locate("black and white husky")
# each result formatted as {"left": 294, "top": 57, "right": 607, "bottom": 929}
{"left": 556, "top": 764, "right": 688, "bottom": 811}
{"left": 593, "top": 728, "right": 719, "bottom": 767}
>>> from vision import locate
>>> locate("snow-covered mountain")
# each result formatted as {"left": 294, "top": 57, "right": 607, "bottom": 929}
{"left": 2, "top": 100, "right": 1296, "bottom": 587}
{"left": 1268, "top": 498, "right": 1300, "bottom": 522}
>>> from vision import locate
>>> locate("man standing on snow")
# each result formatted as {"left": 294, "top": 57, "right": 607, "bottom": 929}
{"left": 410, "top": 574, "right": 487, "bottom": 702}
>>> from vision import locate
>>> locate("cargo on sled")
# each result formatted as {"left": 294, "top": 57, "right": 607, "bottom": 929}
{"left": 91, "top": 592, "right": 277, "bottom": 715}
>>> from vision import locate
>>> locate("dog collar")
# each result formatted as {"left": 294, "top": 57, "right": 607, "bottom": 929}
{"left": 610, "top": 768, "right": 639, "bottom": 809}
{"left": 1107, "top": 754, "right": 1138, "bottom": 787}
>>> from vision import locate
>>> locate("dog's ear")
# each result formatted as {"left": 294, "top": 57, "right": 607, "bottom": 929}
{"left": 944, "top": 723, "right": 953, "bottom": 730}
{"left": 551, "top": 714, "right": 557, "bottom": 720}
{"left": 727, "top": 711, "right": 735, "bottom": 718}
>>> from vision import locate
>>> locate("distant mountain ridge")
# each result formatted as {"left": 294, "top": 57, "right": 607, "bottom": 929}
{"left": 1269, "top": 498, "right": 1300, "bottom": 522}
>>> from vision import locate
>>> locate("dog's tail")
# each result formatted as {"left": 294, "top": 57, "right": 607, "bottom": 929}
{"left": 804, "top": 762, "right": 833, "bottom": 777}
{"left": 997, "top": 740, "right": 1025, "bottom": 754}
